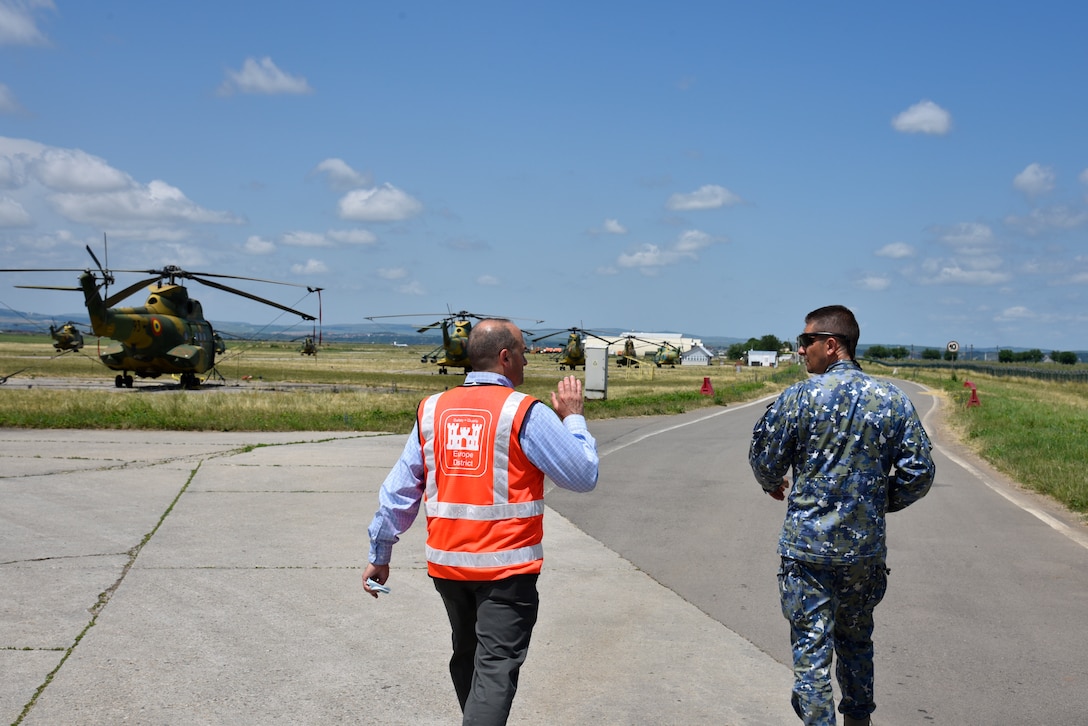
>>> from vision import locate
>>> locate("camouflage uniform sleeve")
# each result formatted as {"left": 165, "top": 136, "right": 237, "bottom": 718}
{"left": 886, "top": 394, "right": 936, "bottom": 512}
{"left": 749, "top": 387, "right": 799, "bottom": 492}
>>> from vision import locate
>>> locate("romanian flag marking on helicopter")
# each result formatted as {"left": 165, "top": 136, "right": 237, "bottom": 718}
{"left": 151, "top": 318, "right": 162, "bottom": 335}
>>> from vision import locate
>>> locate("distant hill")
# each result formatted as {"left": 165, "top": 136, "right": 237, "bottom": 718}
{"left": 2, "top": 307, "right": 1083, "bottom": 358}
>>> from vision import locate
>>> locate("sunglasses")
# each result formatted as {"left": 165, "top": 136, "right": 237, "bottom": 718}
{"left": 796, "top": 331, "right": 847, "bottom": 349}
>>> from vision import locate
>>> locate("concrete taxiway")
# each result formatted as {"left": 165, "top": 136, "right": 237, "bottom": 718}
{"left": 2, "top": 427, "right": 796, "bottom": 725}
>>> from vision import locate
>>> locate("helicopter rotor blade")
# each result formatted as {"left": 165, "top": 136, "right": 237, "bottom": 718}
{"left": 15, "top": 284, "right": 83, "bottom": 292}
{"left": 189, "top": 276, "right": 316, "bottom": 321}
{"left": 181, "top": 270, "right": 321, "bottom": 289}
{"left": 85, "top": 244, "right": 114, "bottom": 289}
{"left": 103, "top": 277, "right": 162, "bottom": 307}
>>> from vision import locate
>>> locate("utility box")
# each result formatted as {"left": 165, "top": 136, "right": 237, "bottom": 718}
{"left": 584, "top": 346, "right": 608, "bottom": 400}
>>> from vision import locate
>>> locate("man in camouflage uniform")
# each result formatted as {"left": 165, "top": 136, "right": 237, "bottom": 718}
{"left": 749, "top": 305, "right": 935, "bottom": 726}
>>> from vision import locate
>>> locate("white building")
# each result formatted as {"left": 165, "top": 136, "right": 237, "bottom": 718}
{"left": 681, "top": 344, "right": 715, "bottom": 366}
{"left": 747, "top": 350, "right": 778, "bottom": 367}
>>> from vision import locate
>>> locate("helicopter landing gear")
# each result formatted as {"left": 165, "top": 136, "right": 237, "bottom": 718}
{"left": 179, "top": 372, "right": 200, "bottom": 389}
{"left": 114, "top": 373, "right": 134, "bottom": 388}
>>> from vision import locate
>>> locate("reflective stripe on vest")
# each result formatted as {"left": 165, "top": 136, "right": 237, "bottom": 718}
{"left": 426, "top": 543, "right": 544, "bottom": 569}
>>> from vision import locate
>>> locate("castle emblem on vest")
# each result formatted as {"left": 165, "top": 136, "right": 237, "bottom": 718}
{"left": 447, "top": 420, "right": 483, "bottom": 451}
{"left": 438, "top": 409, "right": 492, "bottom": 476}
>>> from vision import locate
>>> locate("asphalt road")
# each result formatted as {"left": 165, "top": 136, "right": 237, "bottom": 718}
{"left": 548, "top": 380, "right": 1088, "bottom": 724}
{"left": 3, "top": 378, "right": 1086, "bottom": 725}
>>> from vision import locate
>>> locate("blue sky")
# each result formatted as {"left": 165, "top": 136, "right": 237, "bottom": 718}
{"left": 1, "top": 1, "right": 1087, "bottom": 351}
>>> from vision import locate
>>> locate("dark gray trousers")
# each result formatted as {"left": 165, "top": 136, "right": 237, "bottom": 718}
{"left": 432, "top": 574, "right": 540, "bottom": 726}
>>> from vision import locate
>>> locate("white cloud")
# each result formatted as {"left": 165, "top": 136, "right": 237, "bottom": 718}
{"left": 0, "top": 194, "right": 30, "bottom": 225}
{"left": 290, "top": 258, "right": 328, "bottom": 275}
{"left": 33, "top": 147, "right": 130, "bottom": 192}
{"left": 617, "top": 229, "right": 720, "bottom": 275}
{"left": 377, "top": 267, "right": 407, "bottom": 280}
{"left": 665, "top": 184, "right": 743, "bottom": 211}
{"left": 674, "top": 229, "right": 714, "bottom": 253}
{"left": 0, "top": 0, "right": 54, "bottom": 46}
{"left": 327, "top": 228, "right": 377, "bottom": 245}
{"left": 397, "top": 280, "right": 426, "bottom": 295}
{"left": 918, "top": 258, "right": 1010, "bottom": 286}
{"left": 244, "top": 235, "right": 275, "bottom": 255}
{"left": 1013, "top": 163, "right": 1055, "bottom": 197}
{"left": 1080, "top": 169, "right": 1088, "bottom": 185}
{"left": 311, "top": 158, "right": 370, "bottom": 190}
{"left": 1005, "top": 205, "right": 1088, "bottom": 235}
{"left": 0, "top": 136, "right": 238, "bottom": 229}
{"left": 218, "top": 57, "right": 313, "bottom": 96}
{"left": 892, "top": 100, "right": 952, "bottom": 135}
{"left": 476, "top": 274, "right": 500, "bottom": 286}
{"left": 51, "top": 179, "right": 238, "bottom": 227}
{"left": 857, "top": 274, "right": 891, "bottom": 291}
{"left": 282, "top": 230, "right": 329, "bottom": 247}
{"left": 875, "top": 242, "right": 914, "bottom": 259}
{"left": 997, "top": 306, "right": 1034, "bottom": 321}
{"left": 0, "top": 83, "right": 22, "bottom": 114}
{"left": 338, "top": 183, "right": 423, "bottom": 222}
{"left": 603, "top": 218, "right": 627, "bottom": 234}
{"left": 934, "top": 222, "right": 994, "bottom": 253}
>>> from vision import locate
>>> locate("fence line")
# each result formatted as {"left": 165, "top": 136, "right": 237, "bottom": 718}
{"left": 862, "top": 358, "right": 1088, "bottom": 383}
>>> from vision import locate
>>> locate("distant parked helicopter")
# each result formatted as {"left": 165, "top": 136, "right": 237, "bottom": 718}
{"left": 49, "top": 321, "right": 86, "bottom": 352}
{"left": 651, "top": 340, "right": 683, "bottom": 367}
{"left": 532, "top": 327, "right": 613, "bottom": 370}
{"left": 3, "top": 243, "right": 322, "bottom": 388}
{"left": 613, "top": 336, "right": 640, "bottom": 367}
{"left": 367, "top": 310, "right": 543, "bottom": 375}
{"left": 294, "top": 335, "right": 318, "bottom": 356}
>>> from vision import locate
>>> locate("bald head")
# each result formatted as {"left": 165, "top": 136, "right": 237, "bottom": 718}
{"left": 467, "top": 318, "right": 523, "bottom": 371}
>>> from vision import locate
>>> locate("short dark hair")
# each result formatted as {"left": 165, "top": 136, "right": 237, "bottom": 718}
{"left": 467, "top": 318, "right": 519, "bottom": 369}
{"left": 805, "top": 305, "right": 859, "bottom": 358}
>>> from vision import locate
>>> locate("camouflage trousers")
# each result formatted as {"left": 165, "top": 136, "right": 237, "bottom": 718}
{"left": 778, "top": 557, "right": 889, "bottom": 725}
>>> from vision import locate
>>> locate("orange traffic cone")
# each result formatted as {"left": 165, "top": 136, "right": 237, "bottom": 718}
{"left": 700, "top": 377, "right": 714, "bottom": 396}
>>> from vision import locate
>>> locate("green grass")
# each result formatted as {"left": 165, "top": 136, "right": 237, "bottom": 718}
{"left": 0, "top": 336, "right": 806, "bottom": 433}
{"left": 872, "top": 362, "right": 1088, "bottom": 515}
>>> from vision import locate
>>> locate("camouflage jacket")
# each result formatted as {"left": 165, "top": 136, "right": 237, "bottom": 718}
{"left": 749, "top": 359, "right": 935, "bottom": 564}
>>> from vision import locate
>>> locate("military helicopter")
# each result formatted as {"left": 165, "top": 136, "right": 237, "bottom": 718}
{"left": 49, "top": 321, "right": 86, "bottom": 352}
{"left": 366, "top": 310, "right": 543, "bottom": 375}
{"left": 531, "top": 327, "right": 613, "bottom": 371}
{"left": 651, "top": 340, "right": 683, "bottom": 368}
{"left": 613, "top": 335, "right": 641, "bottom": 367}
{"left": 3, "top": 244, "right": 322, "bottom": 388}
{"left": 611, "top": 335, "right": 683, "bottom": 367}
{"left": 293, "top": 335, "right": 318, "bottom": 356}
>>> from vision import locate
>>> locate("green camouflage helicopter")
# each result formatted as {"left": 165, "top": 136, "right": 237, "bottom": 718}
{"left": 49, "top": 321, "right": 86, "bottom": 352}
{"left": 651, "top": 340, "right": 683, "bottom": 367}
{"left": 367, "top": 310, "right": 543, "bottom": 375}
{"left": 531, "top": 327, "right": 614, "bottom": 371}
{"left": 3, "top": 244, "right": 321, "bottom": 389}
{"left": 613, "top": 335, "right": 641, "bottom": 367}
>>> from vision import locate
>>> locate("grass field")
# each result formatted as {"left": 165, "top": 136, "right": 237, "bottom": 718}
{"left": 871, "top": 361, "right": 1088, "bottom": 517}
{"left": 4, "top": 333, "right": 1086, "bottom": 518}
{"left": 0, "top": 334, "right": 803, "bottom": 432}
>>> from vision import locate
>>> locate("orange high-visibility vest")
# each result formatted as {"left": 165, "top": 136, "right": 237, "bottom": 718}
{"left": 418, "top": 385, "right": 545, "bottom": 581}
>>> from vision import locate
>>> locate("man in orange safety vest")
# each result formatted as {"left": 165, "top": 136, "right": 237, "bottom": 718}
{"left": 363, "top": 318, "right": 599, "bottom": 725}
